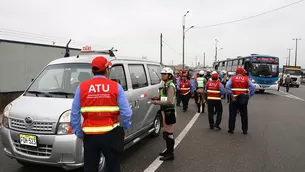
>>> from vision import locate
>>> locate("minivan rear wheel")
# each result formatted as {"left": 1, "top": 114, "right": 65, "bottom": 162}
{"left": 150, "top": 115, "right": 161, "bottom": 137}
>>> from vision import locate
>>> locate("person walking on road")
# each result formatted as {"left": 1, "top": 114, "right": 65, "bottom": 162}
{"left": 285, "top": 74, "right": 292, "bottom": 92}
{"left": 176, "top": 69, "right": 187, "bottom": 107}
{"left": 205, "top": 72, "right": 225, "bottom": 130}
{"left": 196, "top": 70, "right": 207, "bottom": 113}
{"left": 177, "top": 73, "right": 195, "bottom": 112}
{"left": 70, "top": 56, "right": 132, "bottom": 172}
{"left": 226, "top": 67, "right": 255, "bottom": 135}
{"left": 151, "top": 67, "right": 176, "bottom": 161}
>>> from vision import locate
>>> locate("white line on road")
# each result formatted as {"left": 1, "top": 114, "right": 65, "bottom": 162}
{"left": 278, "top": 90, "right": 305, "bottom": 101}
{"left": 143, "top": 112, "right": 201, "bottom": 172}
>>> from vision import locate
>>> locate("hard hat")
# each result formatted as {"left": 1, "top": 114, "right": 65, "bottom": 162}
{"left": 287, "top": 74, "right": 290, "bottom": 77}
{"left": 91, "top": 56, "right": 110, "bottom": 72}
{"left": 160, "top": 67, "right": 174, "bottom": 76}
{"left": 199, "top": 70, "right": 205, "bottom": 75}
{"left": 211, "top": 73, "right": 219, "bottom": 79}
{"left": 181, "top": 69, "right": 187, "bottom": 73}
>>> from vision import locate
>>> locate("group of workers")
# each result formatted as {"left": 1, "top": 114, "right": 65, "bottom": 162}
{"left": 70, "top": 55, "right": 256, "bottom": 172}
{"left": 174, "top": 68, "right": 255, "bottom": 132}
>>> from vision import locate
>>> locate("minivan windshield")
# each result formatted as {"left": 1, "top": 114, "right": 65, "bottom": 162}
{"left": 26, "top": 63, "right": 92, "bottom": 97}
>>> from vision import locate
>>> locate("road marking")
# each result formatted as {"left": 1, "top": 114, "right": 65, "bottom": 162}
{"left": 143, "top": 112, "right": 201, "bottom": 172}
{"left": 278, "top": 90, "right": 305, "bottom": 101}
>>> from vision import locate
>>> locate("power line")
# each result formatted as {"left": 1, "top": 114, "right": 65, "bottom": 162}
{"left": 195, "top": 0, "right": 305, "bottom": 28}
{"left": 162, "top": 40, "right": 182, "bottom": 55}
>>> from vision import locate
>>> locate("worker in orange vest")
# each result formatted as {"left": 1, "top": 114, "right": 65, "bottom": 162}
{"left": 70, "top": 56, "right": 132, "bottom": 172}
{"left": 205, "top": 72, "right": 225, "bottom": 129}
{"left": 178, "top": 73, "right": 195, "bottom": 112}
{"left": 226, "top": 67, "right": 255, "bottom": 135}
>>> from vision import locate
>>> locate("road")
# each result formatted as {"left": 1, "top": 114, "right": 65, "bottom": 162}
{"left": 1, "top": 85, "right": 305, "bottom": 172}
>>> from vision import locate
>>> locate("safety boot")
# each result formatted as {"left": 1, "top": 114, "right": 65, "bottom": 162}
{"left": 201, "top": 103, "right": 205, "bottom": 113}
{"left": 197, "top": 103, "right": 201, "bottom": 113}
{"left": 160, "top": 138, "right": 174, "bottom": 161}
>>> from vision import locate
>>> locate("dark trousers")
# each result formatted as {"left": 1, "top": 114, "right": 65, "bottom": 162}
{"left": 181, "top": 92, "right": 191, "bottom": 110}
{"left": 207, "top": 100, "right": 223, "bottom": 127}
{"left": 228, "top": 95, "right": 249, "bottom": 132}
{"left": 176, "top": 89, "right": 181, "bottom": 106}
{"left": 83, "top": 133, "right": 121, "bottom": 172}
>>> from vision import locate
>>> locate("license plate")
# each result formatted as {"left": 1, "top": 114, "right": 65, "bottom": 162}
{"left": 19, "top": 134, "right": 37, "bottom": 147}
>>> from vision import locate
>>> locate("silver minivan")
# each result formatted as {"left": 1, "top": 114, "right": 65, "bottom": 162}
{"left": 1, "top": 50, "right": 163, "bottom": 171}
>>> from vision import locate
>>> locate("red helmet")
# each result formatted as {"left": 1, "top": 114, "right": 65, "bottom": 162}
{"left": 181, "top": 69, "right": 186, "bottom": 74}
{"left": 211, "top": 73, "right": 218, "bottom": 79}
{"left": 236, "top": 67, "right": 245, "bottom": 74}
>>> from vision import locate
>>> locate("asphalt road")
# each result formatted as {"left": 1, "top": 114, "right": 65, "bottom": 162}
{"left": 1, "top": 85, "right": 305, "bottom": 172}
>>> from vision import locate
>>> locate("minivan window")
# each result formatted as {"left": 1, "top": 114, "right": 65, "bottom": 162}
{"left": 109, "top": 65, "right": 128, "bottom": 91}
{"left": 147, "top": 64, "right": 161, "bottom": 85}
{"left": 128, "top": 64, "right": 148, "bottom": 89}
{"left": 26, "top": 63, "right": 92, "bottom": 97}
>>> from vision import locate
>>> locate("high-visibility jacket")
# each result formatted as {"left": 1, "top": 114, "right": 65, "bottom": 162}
{"left": 197, "top": 77, "right": 206, "bottom": 88}
{"left": 206, "top": 81, "right": 221, "bottom": 100}
{"left": 179, "top": 79, "right": 191, "bottom": 95}
{"left": 160, "top": 81, "right": 176, "bottom": 111}
{"left": 80, "top": 77, "right": 120, "bottom": 134}
{"left": 231, "top": 75, "right": 249, "bottom": 97}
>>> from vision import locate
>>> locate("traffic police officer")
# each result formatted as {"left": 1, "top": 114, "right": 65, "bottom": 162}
{"left": 152, "top": 67, "right": 176, "bottom": 161}
{"left": 205, "top": 72, "right": 225, "bottom": 129}
{"left": 196, "top": 70, "right": 207, "bottom": 113}
{"left": 70, "top": 56, "right": 132, "bottom": 172}
{"left": 226, "top": 67, "right": 255, "bottom": 134}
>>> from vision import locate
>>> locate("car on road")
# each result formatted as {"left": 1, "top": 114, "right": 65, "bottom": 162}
{"left": 0, "top": 49, "right": 163, "bottom": 172}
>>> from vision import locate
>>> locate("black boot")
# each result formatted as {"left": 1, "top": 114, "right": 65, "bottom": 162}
{"left": 197, "top": 103, "right": 201, "bottom": 113}
{"left": 159, "top": 148, "right": 167, "bottom": 156}
{"left": 160, "top": 138, "right": 174, "bottom": 161}
{"left": 201, "top": 103, "right": 205, "bottom": 113}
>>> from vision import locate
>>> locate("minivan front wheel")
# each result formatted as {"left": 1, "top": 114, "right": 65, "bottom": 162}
{"left": 150, "top": 115, "right": 161, "bottom": 137}
{"left": 98, "top": 154, "right": 106, "bottom": 172}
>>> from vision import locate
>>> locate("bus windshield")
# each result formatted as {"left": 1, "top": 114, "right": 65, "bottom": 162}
{"left": 251, "top": 62, "right": 279, "bottom": 77}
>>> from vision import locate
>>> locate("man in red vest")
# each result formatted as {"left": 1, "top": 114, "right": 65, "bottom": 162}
{"left": 70, "top": 56, "right": 132, "bottom": 172}
{"left": 205, "top": 72, "right": 225, "bottom": 129}
{"left": 226, "top": 67, "right": 255, "bottom": 134}
{"left": 178, "top": 73, "right": 195, "bottom": 112}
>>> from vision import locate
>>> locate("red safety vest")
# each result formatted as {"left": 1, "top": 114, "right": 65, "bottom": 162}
{"left": 206, "top": 81, "right": 221, "bottom": 100}
{"left": 79, "top": 77, "right": 120, "bottom": 135}
{"left": 179, "top": 79, "right": 191, "bottom": 95}
{"left": 231, "top": 75, "right": 249, "bottom": 97}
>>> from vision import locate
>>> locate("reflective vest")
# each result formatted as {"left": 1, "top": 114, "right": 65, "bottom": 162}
{"left": 80, "top": 77, "right": 120, "bottom": 134}
{"left": 197, "top": 77, "right": 205, "bottom": 88}
{"left": 179, "top": 79, "right": 191, "bottom": 95}
{"left": 231, "top": 75, "right": 249, "bottom": 97}
{"left": 160, "top": 81, "right": 175, "bottom": 110}
{"left": 206, "top": 81, "right": 221, "bottom": 100}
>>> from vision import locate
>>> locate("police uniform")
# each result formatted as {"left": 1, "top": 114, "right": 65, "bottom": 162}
{"left": 154, "top": 67, "right": 176, "bottom": 161}
{"left": 70, "top": 56, "right": 132, "bottom": 172}
{"left": 196, "top": 71, "right": 207, "bottom": 113}
{"left": 225, "top": 67, "right": 255, "bottom": 134}
{"left": 205, "top": 73, "right": 225, "bottom": 129}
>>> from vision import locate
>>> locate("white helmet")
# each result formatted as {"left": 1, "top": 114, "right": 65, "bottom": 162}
{"left": 160, "top": 67, "right": 174, "bottom": 76}
{"left": 222, "top": 70, "right": 226, "bottom": 74}
{"left": 287, "top": 74, "right": 290, "bottom": 77}
{"left": 199, "top": 70, "right": 205, "bottom": 75}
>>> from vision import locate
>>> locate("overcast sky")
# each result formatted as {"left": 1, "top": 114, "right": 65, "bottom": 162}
{"left": 0, "top": 0, "right": 304, "bottom": 67}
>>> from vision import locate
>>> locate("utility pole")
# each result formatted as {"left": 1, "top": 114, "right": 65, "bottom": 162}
{"left": 195, "top": 56, "right": 198, "bottom": 67}
{"left": 287, "top": 48, "right": 293, "bottom": 66}
{"left": 160, "top": 33, "right": 163, "bottom": 65}
{"left": 203, "top": 53, "right": 206, "bottom": 68}
{"left": 293, "top": 38, "right": 301, "bottom": 66}
{"left": 215, "top": 39, "right": 218, "bottom": 62}
{"left": 182, "top": 11, "right": 194, "bottom": 69}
